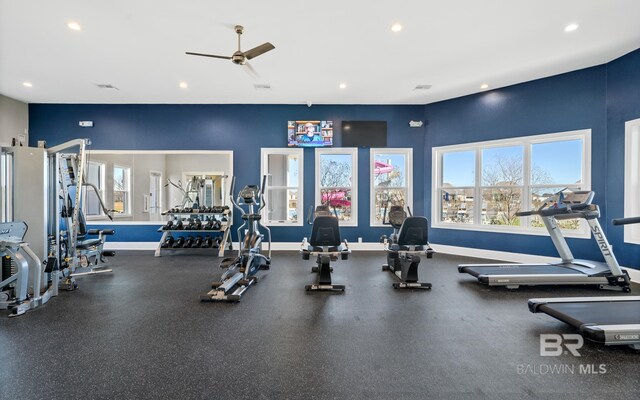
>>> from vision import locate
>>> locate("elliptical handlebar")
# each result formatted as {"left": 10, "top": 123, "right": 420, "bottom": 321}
{"left": 612, "top": 216, "right": 640, "bottom": 226}
{"left": 257, "top": 175, "right": 268, "bottom": 213}
{"left": 229, "top": 176, "right": 244, "bottom": 215}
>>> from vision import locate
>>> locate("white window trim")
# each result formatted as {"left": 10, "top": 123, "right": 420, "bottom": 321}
{"left": 315, "top": 147, "right": 358, "bottom": 227}
{"left": 260, "top": 148, "right": 304, "bottom": 227}
{"left": 113, "top": 163, "right": 132, "bottom": 217}
{"left": 624, "top": 118, "right": 640, "bottom": 244}
{"left": 85, "top": 160, "right": 107, "bottom": 221}
{"left": 370, "top": 148, "right": 413, "bottom": 226}
{"left": 431, "top": 129, "right": 592, "bottom": 239}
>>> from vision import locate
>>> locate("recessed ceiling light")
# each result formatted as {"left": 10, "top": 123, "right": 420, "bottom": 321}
{"left": 564, "top": 23, "right": 579, "bottom": 32}
{"left": 179, "top": 82, "right": 188, "bottom": 89}
{"left": 391, "top": 23, "right": 402, "bottom": 32}
{"left": 339, "top": 83, "right": 347, "bottom": 89}
{"left": 67, "top": 21, "right": 82, "bottom": 31}
{"left": 23, "top": 81, "right": 33, "bottom": 87}
{"left": 480, "top": 83, "right": 489, "bottom": 89}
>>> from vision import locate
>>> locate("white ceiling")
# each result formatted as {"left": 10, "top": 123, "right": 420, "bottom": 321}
{"left": 1, "top": 0, "right": 639, "bottom": 105}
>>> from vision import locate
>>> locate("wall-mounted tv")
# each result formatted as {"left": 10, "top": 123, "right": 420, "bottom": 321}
{"left": 288, "top": 120, "right": 334, "bottom": 147}
{"left": 342, "top": 121, "right": 387, "bottom": 147}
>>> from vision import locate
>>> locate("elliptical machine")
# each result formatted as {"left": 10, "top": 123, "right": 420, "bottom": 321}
{"left": 201, "top": 176, "right": 271, "bottom": 302}
{"left": 301, "top": 205, "right": 351, "bottom": 291}
{"left": 380, "top": 203, "right": 434, "bottom": 289}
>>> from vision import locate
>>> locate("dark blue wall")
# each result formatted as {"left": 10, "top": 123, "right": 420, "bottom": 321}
{"left": 423, "top": 66, "right": 608, "bottom": 261}
{"left": 28, "top": 48, "right": 640, "bottom": 269}
{"left": 423, "top": 48, "right": 640, "bottom": 268}
{"left": 606, "top": 48, "right": 640, "bottom": 268}
{"left": 28, "top": 104, "right": 426, "bottom": 243}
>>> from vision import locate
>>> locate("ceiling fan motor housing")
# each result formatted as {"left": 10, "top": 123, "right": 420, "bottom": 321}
{"left": 232, "top": 51, "right": 245, "bottom": 64}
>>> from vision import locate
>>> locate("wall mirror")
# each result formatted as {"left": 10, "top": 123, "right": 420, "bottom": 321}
{"left": 84, "top": 150, "right": 233, "bottom": 223}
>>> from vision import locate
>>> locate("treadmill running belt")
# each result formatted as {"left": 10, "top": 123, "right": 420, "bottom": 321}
{"left": 460, "top": 265, "right": 583, "bottom": 278}
{"left": 537, "top": 301, "right": 640, "bottom": 328}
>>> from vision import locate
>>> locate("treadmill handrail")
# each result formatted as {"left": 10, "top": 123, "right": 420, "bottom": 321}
{"left": 516, "top": 203, "right": 592, "bottom": 218}
{"left": 613, "top": 216, "right": 640, "bottom": 226}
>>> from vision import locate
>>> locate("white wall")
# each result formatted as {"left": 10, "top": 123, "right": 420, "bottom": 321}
{"left": 0, "top": 94, "right": 28, "bottom": 146}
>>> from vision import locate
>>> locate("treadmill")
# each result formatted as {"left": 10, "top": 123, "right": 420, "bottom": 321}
{"left": 458, "top": 190, "right": 631, "bottom": 291}
{"left": 528, "top": 216, "right": 640, "bottom": 350}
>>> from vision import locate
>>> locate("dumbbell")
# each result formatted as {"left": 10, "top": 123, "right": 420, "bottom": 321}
{"left": 174, "top": 220, "right": 184, "bottom": 230}
{"left": 212, "top": 220, "right": 222, "bottom": 230}
{"left": 161, "top": 236, "right": 175, "bottom": 248}
{"left": 162, "top": 220, "right": 174, "bottom": 230}
{"left": 202, "top": 235, "right": 213, "bottom": 248}
{"left": 183, "top": 218, "right": 193, "bottom": 230}
{"left": 184, "top": 236, "right": 195, "bottom": 248}
{"left": 193, "top": 218, "right": 203, "bottom": 230}
{"left": 172, "top": 237, "right": 185, "bottom": 248}
{"left": 194, "top": 236, "right": 203, "bottom": 248}
{"left": 212, "top": 237, "right": 221, "bottom": 248}
{"left": 203, "top": 219, "right": 214, "bottom": 230}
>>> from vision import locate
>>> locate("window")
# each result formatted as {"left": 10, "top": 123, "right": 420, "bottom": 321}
{"left": 261, "top": 148, "right": 303, "bottom": 226}
{"left": 433, "top": 129, "right": 591, "bottom": 237}
{"left": 316, "top": 148, "right": 357, "bottom": 226}
{"left": 113, "top": 164, "right": 131, "bottom": 215}
{"left": 624, "top": 118, "right": 640, "bottom": 244}
{"left": 84, "top": 161, "right": 106, "bottom": 217}
{"left": 371, "top": 148, "right": 412, "bottom": 226}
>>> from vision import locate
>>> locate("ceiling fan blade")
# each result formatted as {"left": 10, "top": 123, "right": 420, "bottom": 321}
{"left": 185, "top": 52, "right": 232, "bottom": 60}
{"left": 242, "top": 62, "right": 260, "bottom": 79}
{"left": 244, "top": 42, "right": 275, "bottom": 60}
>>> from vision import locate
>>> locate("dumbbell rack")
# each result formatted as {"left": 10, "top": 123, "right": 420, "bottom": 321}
{"left": 155, "top": 209, "right": 232, "bottom": 257}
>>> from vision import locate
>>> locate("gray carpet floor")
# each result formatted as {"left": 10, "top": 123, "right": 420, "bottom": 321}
{"left": 1, "top": 250, "right": 639, "bottom": 400}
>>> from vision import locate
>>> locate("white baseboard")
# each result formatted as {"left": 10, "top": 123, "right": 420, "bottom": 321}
{"left": 103, "top": 241, "right": 639, "bottom": 283}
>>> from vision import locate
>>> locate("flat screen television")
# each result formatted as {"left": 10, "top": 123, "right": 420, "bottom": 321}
{"left": 342, "top": 121, "right": 387, "bottom": 147}
{"left": 288, "top": 120, "right": 333, "bottom": 147}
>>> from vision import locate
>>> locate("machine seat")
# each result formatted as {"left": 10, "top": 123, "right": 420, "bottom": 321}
{"left": 76, "top": 238, "right": 103, "bottom": 249}
{"left": 397, "top": 217, "right": 429, "bottom": 246}
{"left": 389, "top": 244, "right": 425, "bottom": 252}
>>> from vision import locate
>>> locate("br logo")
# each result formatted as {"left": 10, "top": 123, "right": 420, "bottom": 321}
{"left": 540, "top": 334, "right": 583, "bottom": 356}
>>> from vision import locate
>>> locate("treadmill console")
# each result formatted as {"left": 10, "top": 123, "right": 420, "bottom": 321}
{"left": 558, "top": 191, "right": 594, "bottom": 206}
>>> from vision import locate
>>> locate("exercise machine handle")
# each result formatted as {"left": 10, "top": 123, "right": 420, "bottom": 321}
{"left": 260, "top": 175, "right": 267, "bottom": 196}
{"left": 229, "top": 176, "right": 243, "bottom": 214}
{"left": 516, "top": 210, "right": 537, "bottom": 217}
{"left": 407, "top": 206, "right": 413, "bottom": 217}
{"left": 307, "top": 206, "right": 314, "bottom": 225}
{"left": 613, "top": 216, "right": 640, "bottom": 226}
{"left": 382, "top": 203, "right": 389, "bottom": 225}
{"left": 258, "top": 175, "right": 268, "bottom": 213}
{"left": 229, "top": 176, "right": 236, "bottom": 197}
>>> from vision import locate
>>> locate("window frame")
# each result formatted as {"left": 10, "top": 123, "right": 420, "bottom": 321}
{"left": 315, "top": 147, "right": 358, "bottom": 227}
{"left": 432, "top": 129, "right": 591, "bottom": 238}
{"left": 112, "top": 163, "right": 132, "bottom": 217}
{"left": 84, "top": 160, "right": 107, "bottom": 220}
{"left": 260, "top": 147, "right": 304, "bottom": 226}
{"left": 624, "top": 117, "right": 640, "bottom": 244}
{"left": 370, "top": 148, "right": 413, "bottom": 227}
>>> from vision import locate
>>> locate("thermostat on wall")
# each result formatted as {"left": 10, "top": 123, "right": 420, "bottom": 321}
{"left": 408, "top": 120, "right": 424, "bottom": 128}
{"left": 79, "top": 121, "right": 94, "bottom": 128}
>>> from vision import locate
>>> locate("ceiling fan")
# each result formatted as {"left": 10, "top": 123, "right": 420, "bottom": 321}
{"left": 186, "top": 25, "right": 275, "bottom": 78}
